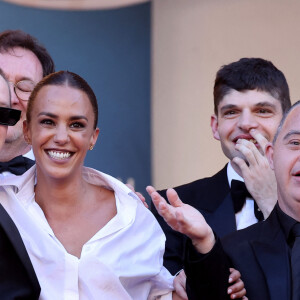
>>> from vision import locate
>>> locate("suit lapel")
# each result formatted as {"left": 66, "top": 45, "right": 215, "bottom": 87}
{"left": 0, "top": 203, "right": 40, "bottom": 292}
{"left": 205, "top": 192, "right": 236, "bottom": 238}
{"left": 200, "top": 164, "right": 230, "bottom": 212}
{"left": 251, "top": 210, "right": 290, "bottom": 300}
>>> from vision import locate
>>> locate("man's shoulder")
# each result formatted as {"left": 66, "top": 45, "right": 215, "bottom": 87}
{"left": 222, "top": 210, "right": 277, "bottom": 247}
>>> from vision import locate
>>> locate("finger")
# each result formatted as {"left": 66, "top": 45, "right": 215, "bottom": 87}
{"left": 174, "top": 286, "right": 188, "bottom": 300}
{"left": 166, "top": 188, "right": 183, "bottom": 207}
{"left": 228, "top": 268, "right": 241, "bottom": 283}
{"left": 136, "top": 192, "right": 148, "bottom": 208}
{"left": 232, "top": 157, "right": 251, "bottom": 178}
{"left": 146, "top": 185, "right": 157, "bottom": 196}
{"left": 228, "top": 279, "right": 244, "bottom": 293}
{"left": 250, "top": 129, "right": 268, "bottom": 154}
{"left": 126, "top": 183, "right": 135, "bottom": 192}
{"left": 174, "top": 282, "right": 188, "bottom": 299}
{"left": 235, "top": 139, "right": 259, "bottom": 165}
{"left": 146, "top": 187, "right": 167, "bottom": 213}
{"left": 173, "top": 271, "right": 188, "bottom": 300}
{"left": 148, "top": 191, "right": 180, "bottom": 228}
{"left": 230, "top": 288, "right": 246, "bottom": 299}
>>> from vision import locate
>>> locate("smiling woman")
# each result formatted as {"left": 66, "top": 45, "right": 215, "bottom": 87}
{"left": 0, "top": 71, "right": 174, "bottom": 300}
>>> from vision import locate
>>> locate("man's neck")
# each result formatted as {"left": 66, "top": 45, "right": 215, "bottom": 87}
{"left": 230, "top": 160, "right": 243, "bottom": 178}
{"left": 0, "top": 142, "right": 31, "bottom": 162}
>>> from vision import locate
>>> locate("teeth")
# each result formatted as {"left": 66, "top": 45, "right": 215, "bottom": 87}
{"left": 48, "top": 150, "right": 71, "bottom": 160}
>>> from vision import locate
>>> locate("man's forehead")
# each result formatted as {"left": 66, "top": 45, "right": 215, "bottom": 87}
{"left": 0, "top": 47, "right": 43, "bottom": 82}
{"left": 218, "top": 89, "right": 281, "bottom": 108}
{"left": 280, "top": 106, "right": 300, "bottom": 136}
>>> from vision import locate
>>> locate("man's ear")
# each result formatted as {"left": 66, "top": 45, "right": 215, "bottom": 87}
{"left": 23, "top": 120, "right": 31, "bottom": 145}
{"left": 265, "top": 142, "right": 275, "bottom": 170}
{"left": 211, "top": 114, "right": 220, "bottom": 141}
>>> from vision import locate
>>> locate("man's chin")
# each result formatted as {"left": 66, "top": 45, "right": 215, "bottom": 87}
{"left": 5, "top": 134, "right": 23, "bottom": 144}
{"left": 231, "top": 153, "right": 249, "bottom": 165}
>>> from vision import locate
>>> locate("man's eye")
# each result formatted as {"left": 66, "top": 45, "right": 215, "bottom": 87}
{"left": 257, "top": 109, "right": 272, "bottom": 114}
{"left": 290, "top": 140, "right": 300, "bottom": 146}
{"left": 70, "top": 122, "right": 84, "bottom": 129}
{"left": 224, "top": 110, "right": 236, "bottom": 115}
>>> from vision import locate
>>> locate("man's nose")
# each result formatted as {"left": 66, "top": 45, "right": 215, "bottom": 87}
{"left": 237, "top": 110, "right": 258, "bottom": 131}
{"left": 8, "top": 83, "right": 21, "bottom": 106}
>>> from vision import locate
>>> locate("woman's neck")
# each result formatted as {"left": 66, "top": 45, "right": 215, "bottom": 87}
{"left": 34, "top": 168, "right": 89, "bottom": 217}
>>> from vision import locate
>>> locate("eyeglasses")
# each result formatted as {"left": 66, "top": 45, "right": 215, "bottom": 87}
{"left": 9, "top": 80, "right": 36, "bottom": 101}
{"left": 0, "top": 107, "right": 21, "bottom": 126}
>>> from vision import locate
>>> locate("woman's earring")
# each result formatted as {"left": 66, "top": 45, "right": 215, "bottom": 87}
{"left": 89, "top": 145, "right": 94, "bottom": 150}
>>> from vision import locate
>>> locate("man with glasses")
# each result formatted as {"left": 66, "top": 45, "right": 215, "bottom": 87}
{"left": 0, "top": 30, "right": 54, "bottom": 176}
{"left": 0, "top": 68, "right": 40, "bottom": 298}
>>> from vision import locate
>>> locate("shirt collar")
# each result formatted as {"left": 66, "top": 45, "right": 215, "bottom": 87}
{"left": 276, "top": 203, "right": 298, "bottom": 245}
{"left": 23, "top": 148, "right": 35, "bottom": 161}
{"left": 227, "top": 161, "right": 244, "bottom": 187}
{"left": 0, "top": 165, "right": 140, "bottom": 238}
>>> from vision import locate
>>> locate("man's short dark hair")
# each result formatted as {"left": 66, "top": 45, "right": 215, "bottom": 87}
{"left": 0, "top": 30, "right": 55, "bottom": 77}
{"left": 213, "top": 58, "right": 291, "bottom": 115}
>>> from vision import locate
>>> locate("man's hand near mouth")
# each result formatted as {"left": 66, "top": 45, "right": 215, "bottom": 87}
{"left": 232, "top": 128, "right": 277, "bottom": 219}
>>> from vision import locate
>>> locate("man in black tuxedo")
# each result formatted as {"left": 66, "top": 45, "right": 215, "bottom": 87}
{"left": 149, "top": 100, "right": 300, "bottom": 300}
{"left": 0, "top": 30, "right": 54, "bottom": 176}
{"left": 0, "top": 69, "right": 40, "bottom": 299}
{"left": 0, "top": 30, "right": 54, "bottom": 298}
{"left": 151, "top": 58, "right": 292, "bottom": 277}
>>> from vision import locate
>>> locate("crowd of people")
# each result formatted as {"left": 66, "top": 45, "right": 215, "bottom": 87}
{"left": 0, "top": 29, "right": 297, "bottom": 300}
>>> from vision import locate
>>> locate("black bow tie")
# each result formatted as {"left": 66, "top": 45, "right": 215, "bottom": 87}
{"left": 231, "top": 179, "right": 264, "bottom": 221}
{"left": 0, "top": 155, "right": 35, "bottom": 175}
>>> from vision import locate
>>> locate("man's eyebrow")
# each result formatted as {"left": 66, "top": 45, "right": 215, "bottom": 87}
{"left": 283, "top": 130, "right": 300, "bottom": 141}
{"left": 219, "top": 104, "right": 237, "bottom": 113}
{"left": 254, "top": 102, "right": 278, "bottom": 109}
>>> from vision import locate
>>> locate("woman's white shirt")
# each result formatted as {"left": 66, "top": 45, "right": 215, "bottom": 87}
{"left": 0, "top": 166, "right": 174, "bottom": 300}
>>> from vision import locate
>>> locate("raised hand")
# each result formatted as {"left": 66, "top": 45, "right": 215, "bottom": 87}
{"left": 232, "top": 129, "right": 277, "bottom": 219}
{"left": 146, "top": 186, "right": 215, "bottom": 254}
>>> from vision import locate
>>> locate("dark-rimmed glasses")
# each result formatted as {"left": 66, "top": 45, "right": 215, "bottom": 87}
{"left": 9, "top": 80, "right": 36, "bottom": 101}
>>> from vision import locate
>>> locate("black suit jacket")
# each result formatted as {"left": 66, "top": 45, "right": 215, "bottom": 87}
{"left": 152, "top": 164, "right": 237, "bottom": 274}
{"left": 0, "top": 203, "right": 40, "bottom": 299}
{"left": 185, "top": 207, "right": 290, "bottom": 300}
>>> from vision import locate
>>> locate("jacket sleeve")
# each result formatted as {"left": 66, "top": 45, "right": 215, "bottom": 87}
{"left": 184, "top": 237, "right": 231, "bottom": 300}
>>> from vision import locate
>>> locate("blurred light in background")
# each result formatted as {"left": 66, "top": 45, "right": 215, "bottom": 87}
{"left": 2, "top": 0, "right": 149, "bottom": 10}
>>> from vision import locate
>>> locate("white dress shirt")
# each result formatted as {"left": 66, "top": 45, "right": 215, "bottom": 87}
{"left": 227, "top": 162, "right": 258, "bottom": 230}
{"left": 0, "top": 166, "right": 174, "bottom": 300}
{"left": 23, "top": 148, "right": 35, "bottom": 160}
